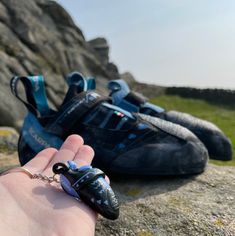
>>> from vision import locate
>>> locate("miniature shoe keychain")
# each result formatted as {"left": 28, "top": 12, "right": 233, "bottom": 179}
{"left": 52, "top": 160, "right": 119, "bottom": 220}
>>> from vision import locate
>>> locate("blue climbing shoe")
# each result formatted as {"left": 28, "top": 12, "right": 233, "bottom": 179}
{"left": 11, "top": 73, "right": 209, "bottom": 176}
{"left": 107, "top": 79, "right": 233, "bottom": 161}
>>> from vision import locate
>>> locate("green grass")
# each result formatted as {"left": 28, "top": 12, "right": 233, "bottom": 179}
{"left": 150, "top": 95, "right": 235, "bottom": 166}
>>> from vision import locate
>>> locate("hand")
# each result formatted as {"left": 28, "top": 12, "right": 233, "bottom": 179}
{"left": 0, "top": 135, "right": 97, "bottom": 236}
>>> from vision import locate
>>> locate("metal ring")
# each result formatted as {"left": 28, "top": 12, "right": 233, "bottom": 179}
{"left": 1, "top": 167, "right": 60, "bottom": 184}
{"left": 1, "top": 167, "right": 34, "bottom": 178}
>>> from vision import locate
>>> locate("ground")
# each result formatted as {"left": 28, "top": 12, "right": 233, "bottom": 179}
{"left": 1, "top": 153, "right": 234, "bottom": 236}
{"left": 96, "top": 165, "right": 235, "bottom": 236}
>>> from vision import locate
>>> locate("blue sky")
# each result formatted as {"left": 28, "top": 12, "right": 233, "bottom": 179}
{"left": 57, "top": 0, "right": 235, "bottom": 89}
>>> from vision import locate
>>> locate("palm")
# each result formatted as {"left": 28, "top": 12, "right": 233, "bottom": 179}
{"left": 0, "top": 135, "right": 97, "bottom": 236}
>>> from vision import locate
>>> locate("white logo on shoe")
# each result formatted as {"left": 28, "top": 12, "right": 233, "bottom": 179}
{"left": 32, "top": 76, "right": 40, "bottom": 92}
{"left": 29, "top": 127, "right": 50, "bottom": 148}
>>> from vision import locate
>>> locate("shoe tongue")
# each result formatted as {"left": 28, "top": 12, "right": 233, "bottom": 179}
{"left": 108, "top": 79, "right": 130, "bottom": 105}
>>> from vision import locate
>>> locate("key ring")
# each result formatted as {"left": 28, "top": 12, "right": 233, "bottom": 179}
{"left": 1, "top": 162, "right": 120, "bottom": 220}
{"left": 1, "top": 167, "right": 60, "bottom": 184}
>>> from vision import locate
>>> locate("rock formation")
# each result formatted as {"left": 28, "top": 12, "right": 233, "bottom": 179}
{"left": 0, "top": 0, "right": 122, "bottom": 128}
{"left": 121, "top": 72, "right": 165, "bottom": 99}
{"left": 0, "top": 127, "right": 18, "bottom": 153}
{"left": 96, "top": 165, "right": 235, "bottom": 235}
{"left": 88, "top": 37, "right": 120, "bottom": 80}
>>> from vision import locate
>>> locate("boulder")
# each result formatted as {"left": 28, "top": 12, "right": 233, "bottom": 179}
{"left": 0, "top": 0, "right": 113, "bottom": 128}
{"left": 121, "top": 72, "right": 166, "bottom": 99}
{"left": 0, "top": 148, "right": 234, "bottom": 235}
{"left": 106, "top": 62, "right": 120, "bottom": 80}
{"left": 88, "top": 37, "right": 110, "bottom": 66}
{"left": 0, "top": 127, "right": 19, "bottom": 153}
{"left": 96, "top": 165, "right": 235, "bottom": 235}
{"left": 88, "top": 38, "right": 120, "bottom": 80}
{"left": 0, "top": 0, "right": 164, "bottom": 128}
{"left": 120, "top": 72, "right": 137, "bottom": 85}
{"left": 0, "top": 152, "right": 19, "bottom": 173}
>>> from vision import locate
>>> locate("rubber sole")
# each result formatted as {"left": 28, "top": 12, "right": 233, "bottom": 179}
{"left": 108, "top": 140, "right": 208, "bottom": 176}
{"left": 164, "top": 111, "right": 233, "bottom": 161}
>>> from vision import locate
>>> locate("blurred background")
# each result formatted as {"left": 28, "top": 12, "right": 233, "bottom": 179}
{"left": 58, "top": 0, "right": 235, "bottom": 89}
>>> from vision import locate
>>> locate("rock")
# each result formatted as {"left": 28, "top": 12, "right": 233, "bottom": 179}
{"left": 121, "top": 72, "right": 137, "bottom": 85}
{"left": 0, "top": 0, "right": 113, "bottom": 128}
{"left": 96, "top": 165, "right": 235, "bottom": 236}
{"left": 0, "top": 151, "right": 233, "bottom": 236}
{"left": 0, "top": 127, "right": 19, "bottom": 153}
{"left": 0, "top": 152, "right": 19, "bottom": 173}
{"left": 0, "top": 85, "right": 26, "bottom": 127}
{"left": 88, "top": 37, "right": 110, "bottom": 66}
{"left": 121, "top": 72, "right": 166, "bottom": 99}
{"left": 0, "top": 0, "right": 165, "bottom": 128}
{"left": 88, "top": 37, "right": 120, "bottom": 79}
{"left": 106, "top": 62, "right": 120, "bottom": 80}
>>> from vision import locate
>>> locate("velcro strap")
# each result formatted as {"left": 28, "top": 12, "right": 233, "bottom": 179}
{"left": 124, "top": 91, "right": 147, "bottom": 107}
{"left": 10, "top": 75, "right": 50, "bottom": 117}
{"left": 46, "top": 91, "right": 111, "bottom": 136}
{"left": 72, "top": 168, "right": 105, "bottom": 190}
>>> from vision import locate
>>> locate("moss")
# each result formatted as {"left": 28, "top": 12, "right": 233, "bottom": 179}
{"left": 0, "top": 145, "right": 10, "bottom": 153}
{"left": 126, "top": 187, "right": 142, "bottom": 197}
{"left": 214, "top": 218, "right": 224, "bottom": 226}
{"left": 137, "top": 231, "right": 154, "bottom": 236}
{"left": 0, "top": 146, "right": 17, "bottom": 154}
{"left": 0, "top": 152, "right": 19, "bottom": 173}
{"left": 0, "top": 130, "right": 13, "bottom": 137}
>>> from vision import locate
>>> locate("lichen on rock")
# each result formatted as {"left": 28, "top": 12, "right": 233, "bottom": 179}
{"left": 0, "top": 127, "right": 19, "bottom": 153}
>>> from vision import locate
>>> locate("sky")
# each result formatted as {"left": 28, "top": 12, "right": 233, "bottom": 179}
{"left": 57, "top": 0, "right": 235, "bottom": 89}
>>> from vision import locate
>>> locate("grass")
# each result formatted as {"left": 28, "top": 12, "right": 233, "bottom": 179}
{"left": 150, "top": 95, "right": 235, "bottom": 166}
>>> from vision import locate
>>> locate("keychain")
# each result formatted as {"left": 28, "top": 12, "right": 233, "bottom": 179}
{"left": 52, "top": 161, "right": 119, "bottom": 220}
{"left": 2, "top": 161, "right": 119, "bottom": 220}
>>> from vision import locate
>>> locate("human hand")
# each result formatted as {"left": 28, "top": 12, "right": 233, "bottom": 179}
{"left": 0, "top": 135, "right": 97, "bottom": 236}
